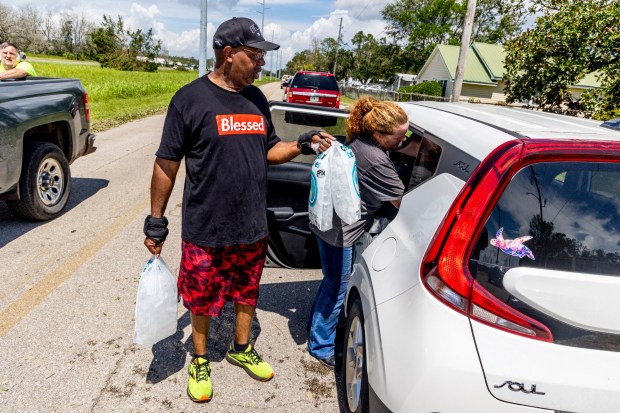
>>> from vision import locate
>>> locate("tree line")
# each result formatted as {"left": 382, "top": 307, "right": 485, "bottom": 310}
{"left": 0, "top": 5, "right": 185, "bottom": 71}
{"left": 1, "top": 1, "right": 618, "bottom": 119}
{"left": 285, "top": 0, "right": 526, "bottom": 85}
{"left": 503, "top": 0, "right": 619, "bottom": 120}
{"left": 285, "top": 0, "right": 618, "bottom": 120}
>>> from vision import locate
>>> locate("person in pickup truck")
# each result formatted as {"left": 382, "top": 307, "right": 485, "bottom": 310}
{"left": 143, "top": 17, "right": 334, "bottom": 404}
{"left": 0, "top": 42, "right": 36, "bottom": 80}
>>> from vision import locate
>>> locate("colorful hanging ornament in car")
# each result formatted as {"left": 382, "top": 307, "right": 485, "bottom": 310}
{"left": 490, "top": 227, "right": 535, "bottom": 260}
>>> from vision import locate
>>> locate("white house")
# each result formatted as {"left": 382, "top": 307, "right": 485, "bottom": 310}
{"left": 389, "top": 73, "right": 417, "bottom": 91}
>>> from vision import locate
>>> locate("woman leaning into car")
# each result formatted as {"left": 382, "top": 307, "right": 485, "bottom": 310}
{"left": 307, "top": 96, "right": 421, "bottom": 368}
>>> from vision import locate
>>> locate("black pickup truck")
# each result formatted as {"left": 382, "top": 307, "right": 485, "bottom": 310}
{"left": 0, "top": 77, "right": 96, "bottom": 220}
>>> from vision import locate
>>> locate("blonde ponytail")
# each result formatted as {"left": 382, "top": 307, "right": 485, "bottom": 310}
{"left": 345, "top": 97, "right": 408, "bottom": 143}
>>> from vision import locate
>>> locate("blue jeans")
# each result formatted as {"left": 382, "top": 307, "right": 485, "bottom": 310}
{"left": 307, "top": 236, "right": 353, "bottom": 359}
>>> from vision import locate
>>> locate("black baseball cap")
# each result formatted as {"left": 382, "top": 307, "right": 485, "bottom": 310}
{"left": 213, "top": 17, "right": 280, "bottom": 51}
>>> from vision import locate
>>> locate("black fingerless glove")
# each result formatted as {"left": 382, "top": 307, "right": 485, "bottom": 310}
{"left": 144, "top": 215, "right": 169, "bottom": 243}
{"left": 297, "top": 130, "right": 321, "bottom": 155}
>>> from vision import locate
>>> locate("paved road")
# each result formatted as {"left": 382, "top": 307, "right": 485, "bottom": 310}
{"left": 260, "top": 80, "right": 286, "bottom": 102}
{"left": 0, "top": 83, "right": 342, "bottom": 412}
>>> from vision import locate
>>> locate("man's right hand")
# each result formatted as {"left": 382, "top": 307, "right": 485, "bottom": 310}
{"left": 143, "top": 214, "right": 169, "bottom": 256}
{"left": 144, "top": 237, "right": 164, "bottom": 256}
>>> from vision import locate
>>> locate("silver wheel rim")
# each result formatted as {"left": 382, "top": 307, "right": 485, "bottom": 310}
{"left": 37, "top": 157, "right": 64, "bottom": 206}
{"left": 345, "top": 315, "right": 364, "bottom": 412}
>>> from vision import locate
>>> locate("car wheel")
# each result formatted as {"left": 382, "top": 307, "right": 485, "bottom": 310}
{"left": 7, "top": 142, "right": 71, "bottom": 220}
{"left": 341, "top": 298, "right": 369, "bottom": 413}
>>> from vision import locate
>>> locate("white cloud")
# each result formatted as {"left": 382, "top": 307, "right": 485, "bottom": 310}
{"left": 334, "top": 0, "right": 389, "bottom": 21}
{"left": 127, "top": 3, "right": 161, "bottom": 31}
{"left": 284, "top": 8, "right": 388, "bottom": 58}
{"left": 166, "top": 28, "right": 202, "bottom": 57}
{"left": 8, "top": 0, "right": 394, "bottom": 63}
{"left": 179, "top": 0, "right": 242, "bottom": 9}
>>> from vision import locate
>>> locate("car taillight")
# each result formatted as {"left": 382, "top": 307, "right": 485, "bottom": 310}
{"left": 421, "top": 139, "right": 554, "bottom": 342}
{"left": 422, "top": 138, "right": 620, "bottom": 342}
{"left": 83, "top": 92, "right": 91, "bottom": 122}
{"left": 336, "top": 94, "right": 340, "bottom": 107}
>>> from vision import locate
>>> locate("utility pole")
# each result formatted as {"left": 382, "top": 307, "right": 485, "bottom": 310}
{"left": 199, "top": 0, "right": 208, "bottom": 77}
{"left": 270, "top": 30, "right": 274, "bottom": 80}
{"left": 257, "top": 0, "right": 267, "bottom": 33}
{"left": 256, "top": 0, "right": 269, "bottom": 80}
{"left": 332, "top": 17, "right": 343, "bottom": 77}
{"left": 451, "top": 0, "right": 476, "bottom": 102}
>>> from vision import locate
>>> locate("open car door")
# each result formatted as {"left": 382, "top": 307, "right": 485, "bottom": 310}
{"left": 266, "top": 102, "right": 349, "bottom": 269}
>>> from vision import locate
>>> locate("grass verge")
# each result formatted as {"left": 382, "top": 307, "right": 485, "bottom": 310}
{"left": 35, "top": 61, "right": 195, "bottom": 133}
{"left": 31, "top": 58, "right": 276, "bottom": 132}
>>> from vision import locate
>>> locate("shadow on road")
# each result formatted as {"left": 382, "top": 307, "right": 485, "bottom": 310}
{"left": 147, "top": 311, "right": 191, "bottom": 384}
{"left": 145, "top": 279, "right": 321, "bottom": 384}
{"left": 258, "top": 279, "right": 320, "bottom": 345}
{"left": 0, "top": 177, "right": 109, "bottom": 248}
{"left": 145, "top": 279, "right": 346, "bottom": 412}
{"left": 146, "top": 304, "right": 265, "bottom": 384}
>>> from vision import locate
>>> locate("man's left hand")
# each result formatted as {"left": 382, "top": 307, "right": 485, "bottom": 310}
{"left": 310, "top": 131, "right": 336, "bottom": 153}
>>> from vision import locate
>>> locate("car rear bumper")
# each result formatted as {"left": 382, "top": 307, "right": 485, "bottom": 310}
{"left": 84, "top": 133, "right": 96, "bottom": 155}
{"left": 369, "top": 385, "right": 393, "bottom": 413}
{"left": 289, "top": 98, "right": 339, "bottom": 108}
{"left": 370, "top": 284, "right": 549, "bottom": 412}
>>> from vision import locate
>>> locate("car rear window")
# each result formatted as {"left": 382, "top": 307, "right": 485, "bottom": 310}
{"left": 469, "top": 161, "right": 620, "bottom": 349}
{"left": 473, "top": 161, "right": 620, "bottom": 276}
{"left": 291, "top": 74, "right": 339, "bottom": 92}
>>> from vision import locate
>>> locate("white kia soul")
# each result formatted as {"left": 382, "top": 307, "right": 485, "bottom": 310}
{"left": 266, "top": 101, "right": 620, "bottom": 413}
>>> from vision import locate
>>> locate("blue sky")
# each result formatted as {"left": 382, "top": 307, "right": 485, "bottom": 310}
{"left": 10, "top": 0, "right": 392, "bottom": 65}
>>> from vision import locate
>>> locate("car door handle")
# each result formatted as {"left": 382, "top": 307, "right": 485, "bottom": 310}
{"left": 268, "top": 207, "right": 295, "bottom": 220}
{"left": 267, "top": 207, "right": 311, "bottom": 236}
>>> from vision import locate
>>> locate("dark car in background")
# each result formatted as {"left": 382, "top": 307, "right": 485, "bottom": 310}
{"left": 285, "top": 71, "right": 340, "bottom": 108}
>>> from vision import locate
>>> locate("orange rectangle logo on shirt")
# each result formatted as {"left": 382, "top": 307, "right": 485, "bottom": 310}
{"left": 216, "top": 114, "right": 266, "bottom": 135}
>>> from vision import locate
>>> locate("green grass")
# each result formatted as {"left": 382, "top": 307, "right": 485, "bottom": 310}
{"left": 340, "top": 94, "right": 356, "bottom": 106}
{"left": 35, "top": 62, "right": 196, "bottom": 133}
{"left": 32, "top": 59, "right": 277, "bottom": 133}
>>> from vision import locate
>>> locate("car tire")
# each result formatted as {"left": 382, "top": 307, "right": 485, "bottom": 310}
{"left": 7, "top": 142, "right": 71, "bottom": 221}
{"left": 341, "top": 298, "right": 369, "bottom": 413}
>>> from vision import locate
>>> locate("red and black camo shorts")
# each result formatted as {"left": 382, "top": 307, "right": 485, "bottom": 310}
{"left": 177, "top": 237, "right": 268, "bottom": 316}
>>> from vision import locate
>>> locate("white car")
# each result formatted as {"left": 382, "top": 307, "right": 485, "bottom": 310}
{"left": 266, "top": 101, "right": 620, "bottom": 413}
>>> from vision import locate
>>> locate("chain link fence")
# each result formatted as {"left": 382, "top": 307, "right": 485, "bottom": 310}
{"left": 341, "top": 86, "right": 450, "bottom": 103}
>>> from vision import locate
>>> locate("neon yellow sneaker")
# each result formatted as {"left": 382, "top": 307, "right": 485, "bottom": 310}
{"left": 187, "top": 357, "right": 212, "bottom": 403}
{"left": 225, "top": 343, "right": 274, "bottom": 381}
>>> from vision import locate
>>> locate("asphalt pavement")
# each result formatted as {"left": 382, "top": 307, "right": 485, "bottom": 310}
{"left": 0, "top": 81, "right": 343, "bottom": 412}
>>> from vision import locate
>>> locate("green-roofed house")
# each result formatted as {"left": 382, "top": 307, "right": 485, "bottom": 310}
{"left": 417, "top": 42, "right": 601, "bottom": 103}
{"left": 571, "top": 71, "right": 602, "bottom": 100}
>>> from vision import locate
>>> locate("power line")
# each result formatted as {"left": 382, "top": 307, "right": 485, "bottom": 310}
{"left": 333, "top": 17, "right": 343, "bottom": 76}
{"left": 256, "top": 0, "right": 270, "bottom": 33}
{"left": 338, "top": 0, "right": 374, "bottom": 40}
{"left": 256, "top": 0, "right": 270, "bottom": 80}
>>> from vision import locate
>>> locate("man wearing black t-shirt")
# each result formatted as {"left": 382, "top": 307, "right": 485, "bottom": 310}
{"left": 143, "top": 17, "right": 333, "bottom": 403}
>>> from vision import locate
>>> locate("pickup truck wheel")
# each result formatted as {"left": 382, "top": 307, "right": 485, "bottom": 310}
{"left": 7, "top": 142, "right": 71, "bottom": 221}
